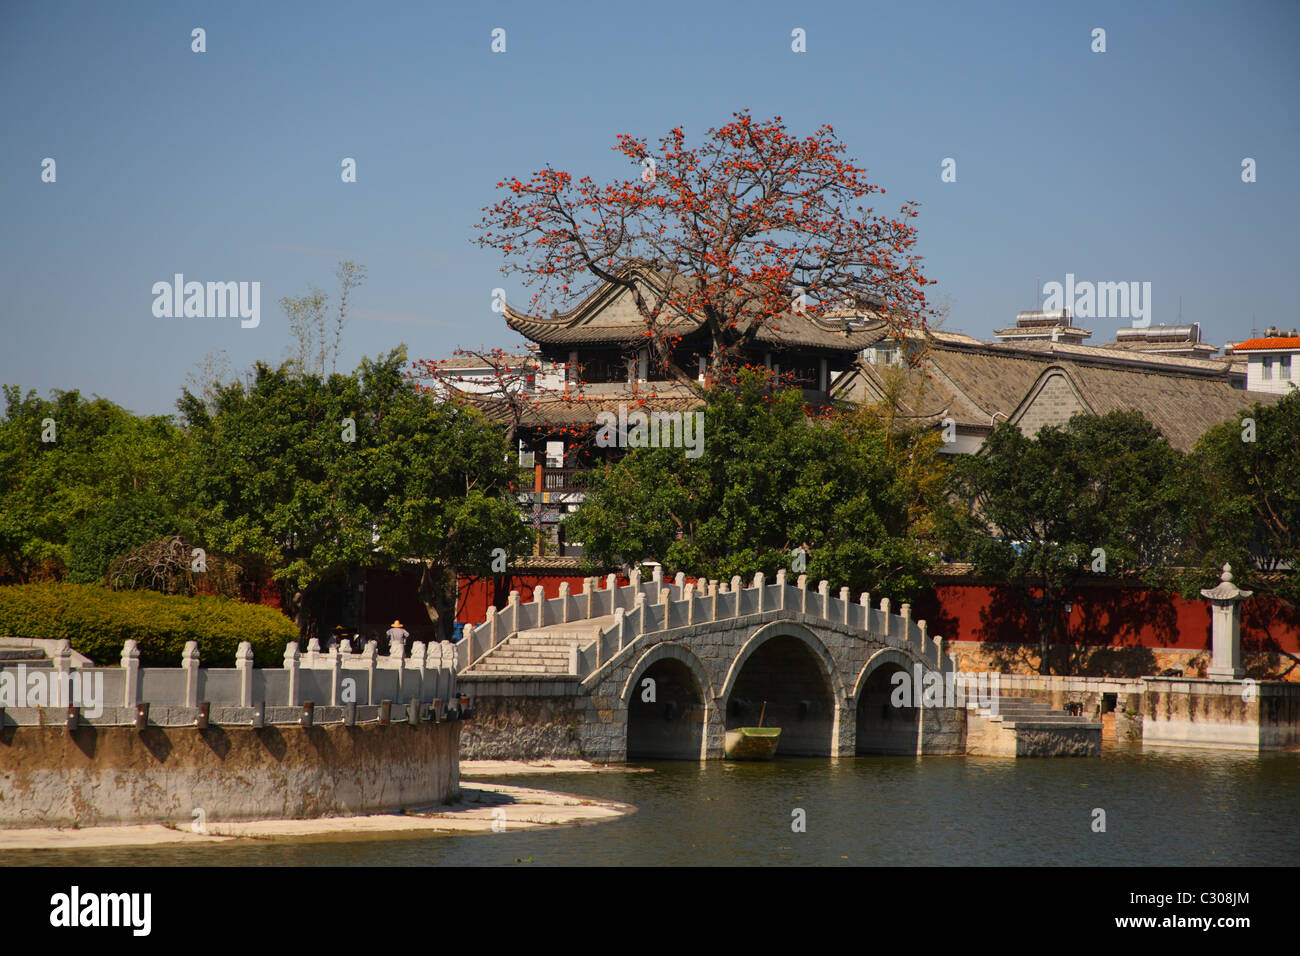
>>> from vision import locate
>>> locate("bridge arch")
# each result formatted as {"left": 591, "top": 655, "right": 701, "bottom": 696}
{"left": 621, "top": 643, "right": 712, "bottom": 760}
{"left": 853, "top": 647, "right": 922, "bottom": 755}
{"left": 719, "top": 621, "right": 844, "bottom": 756}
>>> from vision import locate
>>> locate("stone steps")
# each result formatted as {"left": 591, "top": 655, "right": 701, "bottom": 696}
{"left": 463, "top": 630, "right": 590, "bottom": 677}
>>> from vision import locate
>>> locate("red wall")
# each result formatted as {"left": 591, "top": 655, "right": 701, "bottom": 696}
{"left": 456, "top": 572, "right": 629, "bottom": 625}
{"left": 912, "top": 581, "right": 1300, "bottom": 656}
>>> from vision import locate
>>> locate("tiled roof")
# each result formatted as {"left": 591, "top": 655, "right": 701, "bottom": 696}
{"left": 836, "top": 339, "right": 1281, "bottom": 451}
{"left": 472, "top": 383, "right": 705, "bottom": 427}
{"left": 504, "top": 265, "right": 891, "bottom": 353}
{"left": 1231, "top": 337, "right": 1300, "bottom": 350}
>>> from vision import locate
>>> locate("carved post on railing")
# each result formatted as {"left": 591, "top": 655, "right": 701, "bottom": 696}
{"left": 614, "top": 607, "right": 627, "bottom": 650}
{"left": 918, "top": 620, "right": 928, "bottom": 650}
{"left": 329, "top": 643, "right": 344, "bottom": 705}
{"left": 605, "top": 573, "right": 617, "bottom": 595}
{"left": 584, "top": 576, "right": 596, "bottom": 619}
{"left": 508, "top": 590, "right": 521, "bottom": 635}
{"left": 410, "top": 641, "right": 426, "bottom": 698}
{"left": 797, "top": 574, "right": 809, "bottom": 613}
{"left": 235, "top": 641, "right": 254, "bottom": 707}
{"left": 284, "top": 642, "right": 301, "bottom": 706}
{"left": 840, "top": 586, "right": 851, "bottom": 624}
{"left": 485, "top": 605, "right": 499, "bottom": 647}
{"left": 533, "top": 585, "right": 546, "bottom": 627}
{"left": 730, "top": 576, "right": 742, "bottom": 618}
{"left": 880, "top": 598, "right": 892, "bottom": 641}
{"left": 362, "top": 640, "right": 377, "bottom": 705}
{"left": 629, "top": 568, "right": 642, "bottom": 602}
{"left": 674, "top": 571, "right": 685, "bottom": 591}
{"left": 651, "top": 565, "right": 663, "bottom": 589}
{"left": 859, "top": 592, "right": 871, "bottom": 631}
{"left": 121, "top": 639, "right": 140, "bottom": 709}
{"left": 754, "top": 571, "right": 766, "bottom": 612}
{"left": 595, "top": 624, "right": 608, "bottom": 667}
{"left": 634, "top": 590, "right": 646, "bottom": 637}
{"left": 818, "top": 580, "right": 830, "bottom": 618}
{"left": 462, "top": 624, "right": 476, "bottom": 672}
{"left": 900, "top": 603, "right": 912, "bottom": 644}
{"left": 559, "top": 582, "right": 571, "bottom": 623}
{"left": 775, "top": 569, "right": 787, "bottom": 609}
{"left": 181, "top": 641, "right": 200, "bottom": 708}
{"left": 685, "top": 583, "right": 696, "bottom": 625}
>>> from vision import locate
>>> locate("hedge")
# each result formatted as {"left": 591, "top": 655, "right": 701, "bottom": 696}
{"left": 0, "top": 582, "right": 296, "bottom": 667}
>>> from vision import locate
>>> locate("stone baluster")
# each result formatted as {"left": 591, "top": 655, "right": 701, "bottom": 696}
{"left": 775, "top": 569, "right": 788, "bottom": 609}
{"left": 182, "top": 641, "right": 200, "bottom": 708}
{"left": 797, "top": 574, "right": 809, "bottom": 613}
{"left": 685, "top": 583, "right": 697, "bottom": 625}
{"left": 614, "top": 607, "right": 627, "bottom": 650}
{"left": 859, "top": 592, "right": 871, "bottom": 631}
{"left": 839, "top": 586, "right": 851, "bottom": 624}
{"left": 486, "top": 605, "right": 499, "bottom": 647}
{"left": 818, "top": 580, "right": 830, "bottom": 618}
{"left": 559, "top": 581, "right": 571, "bottom": 623}
{"left": 236, "top": 641, "right": 254, "bottom": 707}
{"left": 361, "top": 640, "right": 377, "bottom": 704}
{"left": 284, "top": 642, "right": 301, "bottom": 706}
{"left": 901, "top": 603, "right": 913, "bottom": 644}
{"left": 754, "top": 571, "right": 766, "bottom": 612}
{"left": 121, "top": 639, "right": 140, "bottom": 709}
{"left": 533, "top": 585, "right": 546, "bottom": 628}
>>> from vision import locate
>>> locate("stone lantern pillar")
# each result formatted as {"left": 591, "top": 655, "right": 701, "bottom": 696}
{"left": 1200, "top": 564, "right": 1251, "bottom": 680}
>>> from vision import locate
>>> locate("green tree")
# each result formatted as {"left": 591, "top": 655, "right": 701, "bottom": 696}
{"left": 0, "top": 386, "right": 187, "bottom": 583}
{"left": 945, "top": 411, "right": 1183, "bottom": 674}
{"left": 180, "top": 348, "right": 527, "bottom": 641}
{"left": 565, "top": 372, "right": 947, "bottom": 601}
{"left": 1177, "top": 390, "right": 1300, "bottom": 611}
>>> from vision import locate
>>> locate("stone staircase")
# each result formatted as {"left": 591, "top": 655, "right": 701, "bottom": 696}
{"left": 462, "top": 621, "right": 608, "bottom": 676}
{"left": 966, "top": 695, "right": 1102, "bottom": 757}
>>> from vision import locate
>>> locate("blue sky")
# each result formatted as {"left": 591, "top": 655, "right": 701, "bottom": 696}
{"left": 2, "top": 0, "right": 1296, "bottom": 416}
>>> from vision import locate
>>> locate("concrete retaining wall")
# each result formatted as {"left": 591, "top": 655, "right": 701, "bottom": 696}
{"left": 0, "top": 720, "right": 460, "bottom": 828}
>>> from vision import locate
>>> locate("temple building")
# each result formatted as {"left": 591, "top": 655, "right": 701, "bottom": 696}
{"left": 463, "top": 265, "right": 891, "bottom": 552}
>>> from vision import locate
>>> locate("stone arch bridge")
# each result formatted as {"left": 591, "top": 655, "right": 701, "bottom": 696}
{"left": 458, "top": 568, "right": 967, "bottom": 761}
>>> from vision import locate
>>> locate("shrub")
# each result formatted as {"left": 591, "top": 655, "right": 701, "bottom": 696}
{"left": 0, "top": 582, "right": 295, "bottom": 666}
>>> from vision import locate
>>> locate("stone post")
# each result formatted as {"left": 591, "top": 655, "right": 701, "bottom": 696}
{"left": 486, "top": 605, "right": 499, "bottom": 647}
{"left": 880, "top": 598, "right": 892, "bottom": 641}
{"left": 754, "top": 571, "right": 766, "bottom": 612}
{"left": 776, "top": 569, "right": 787, "bottom": 609}
{"left": 236, "top": 641, "right": 254, "bottom": 707}
{"left": 584, "top": 576, "right": 596, "bottom": 619}
{"left": 685, "top": 583, "right": 696, "bottom": 625}
{"left": 674, "top": 571, "right": 686, "bottom": 590}
{"left": 900, "top": 603, "right": 912, "bottom": 643}
{"left": 533, "top": 585, "right": 546, "bottom": 627}
{"left": 596, "top": 624, "right": 608, "bottom": 667}
{"left": 559, "top": 581, "right": 571, "bottom": 623}
{"left": 507, "top": 589, "right": 521, "bottom": 634}
{"left": 1201, "top": 564, "right": 1251, "bottom": 680}
{"left": 122, "top": 642, "right": 141, "bottom": 712}
{"left": 614, "top": 607, "right": 627, "bottom": 650}
{"left": 284, "top": 642, "right": 301, "bottom": 706}
{"left": 797, "top": 574, "right": 809, "bottom": 613}
{"left": 730, "top": 576, "right": 742, "bottom": 619}
{"left": 652, "top": 565, "right": 663, "bottom": 588}
{"left": 182, "top": 640, "right": 200, "bottom": 707}
{"left": 629, "top": 568, "right": 642, "bottom": 599}
{"left": 840, "top": 586, "right": 851, "bottom": 624}
{"left": 818, "top": 580, "right": 830, "bottom": 618}
{"left": 362, "top": 640, "right": 377, "bottom": 705}
{"left": 859, "top": 592, "right": 871, "bottom": 631}
{"left": 462, "top": 624, "right": 476, "bottom": 672}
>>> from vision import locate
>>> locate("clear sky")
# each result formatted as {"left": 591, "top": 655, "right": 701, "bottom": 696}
{"left": 2, "top": 0, "right": 1296, "bottom": 416}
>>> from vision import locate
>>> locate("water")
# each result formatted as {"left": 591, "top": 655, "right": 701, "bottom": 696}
{"left": 6, "top": 744, "right": 1297, "bottom": 866}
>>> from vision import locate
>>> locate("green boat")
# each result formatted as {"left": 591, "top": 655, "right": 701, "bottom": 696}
{"left": 724, "top": 701, "right": 781, "bottom": 760}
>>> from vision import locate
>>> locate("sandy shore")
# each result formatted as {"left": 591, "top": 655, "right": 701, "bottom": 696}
{"left": 0, "top": 781, "right": 634, "bottom": 851}
{"left": 462, "top": 758, "right": 651, "bottom": 776}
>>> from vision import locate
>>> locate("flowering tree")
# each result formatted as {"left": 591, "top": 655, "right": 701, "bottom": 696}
{"left": 477, "top": 110, "right": 933, "bottom": 390}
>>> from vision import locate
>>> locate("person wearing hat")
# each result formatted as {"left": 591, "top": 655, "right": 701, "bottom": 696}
{"left": 385, "top": 619, "right": 410, "bottom": 657}
{"left": 328, "top": 624, "right": 347, "bottom": 652}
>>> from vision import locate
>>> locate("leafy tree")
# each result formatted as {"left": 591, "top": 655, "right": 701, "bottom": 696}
{"left": 0, "top": 386, "right": 186, "bottom": 583}
{"left": 944, "top": 411, "right": 1184, "bottom": 674}
{"left": 477, "top": 111, "right": 933, "bottom": 388}
{"left": 1178, "top": 390, "right": 1300, "bottom": 611}
{"left": 564, "top": 372, "right": 947, "bottom": 600}
{"left": 179, "top": 348, "right": 527, "bottom": 641}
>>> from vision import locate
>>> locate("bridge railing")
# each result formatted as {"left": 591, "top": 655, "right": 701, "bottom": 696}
{"left": 460, "top": 566, "right": 950, "bottom": 680}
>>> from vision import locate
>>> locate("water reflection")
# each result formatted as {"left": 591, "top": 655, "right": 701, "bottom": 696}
{"left": 5, "top": 745, "right": 1296, "bottom": 867}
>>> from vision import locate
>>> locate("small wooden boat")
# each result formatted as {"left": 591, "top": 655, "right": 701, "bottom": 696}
{"left": 724, "top": 701, "right": 781, "bottom": 760}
